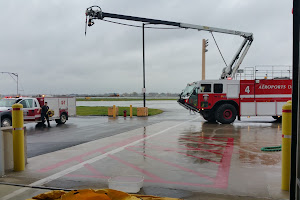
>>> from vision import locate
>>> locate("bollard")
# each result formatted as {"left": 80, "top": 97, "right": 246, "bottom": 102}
{"left": 130, "top": 105, "right": 133, "bottom": 118}
{"left": 12, "top": 103, "right": 25, "bottom": 171}
{"left": 123, "top": 110, "right": 127, "bottom": 117}
{"left": 113, "top": 105, "right": 116, "bottom": 118}
{"left": 282, "top": 100, "right": 292, "bottom": 191}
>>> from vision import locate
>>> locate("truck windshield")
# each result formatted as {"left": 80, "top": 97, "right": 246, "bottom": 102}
{"left": 181, "top": 85, "right": 195, "bottom": 97}
{"left": 0, "top": 99, "right": 17, "bottom": 107}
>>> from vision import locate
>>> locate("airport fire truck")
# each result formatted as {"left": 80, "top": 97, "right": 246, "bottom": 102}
{"left": 0, "top": 96, "right": 76, "bottom": 127}
{"left": 178, "top": 66, "right": 292, "bottom": 124}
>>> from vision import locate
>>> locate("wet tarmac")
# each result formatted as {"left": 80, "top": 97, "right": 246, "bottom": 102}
{"left": 0, "top": 101, "right": 287, "bottom": 200}
{"left": 26, "top": 101, "right": 194, "bottom": 158}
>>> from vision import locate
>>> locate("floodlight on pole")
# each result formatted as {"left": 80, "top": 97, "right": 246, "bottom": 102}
{"left": 205, "top": 39, "right": 209, "bottom": 52}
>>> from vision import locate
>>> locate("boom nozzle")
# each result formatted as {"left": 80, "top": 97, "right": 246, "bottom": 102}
{"left": 85, "top": 6, "right": 103, "bottom": 36}
{"left": 88, "top": 19, "right": 94, "bottom": 27}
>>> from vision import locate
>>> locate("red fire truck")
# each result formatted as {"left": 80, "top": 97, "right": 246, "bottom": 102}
{"left": 178, "top": 66, "right": 292, "bottom": 124}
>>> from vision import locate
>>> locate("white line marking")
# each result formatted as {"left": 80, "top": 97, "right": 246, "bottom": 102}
{"left": 0, "top": 117, "right": 200, "bottom": 200}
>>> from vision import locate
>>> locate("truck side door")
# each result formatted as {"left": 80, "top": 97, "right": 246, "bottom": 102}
{"left": 211, "top": 83, "right": 226, "bottom": 106}
{"left": 34, "top": 99, "right": 41, "bottom": 121}
{"left": 19, "top": 99, "right": 35, "bottom": 121}
{"left": 199, "top": 84, "right": 213, "bottom": 109}
{"left": 188, "top": 88, "right": 199, "bottom": 108}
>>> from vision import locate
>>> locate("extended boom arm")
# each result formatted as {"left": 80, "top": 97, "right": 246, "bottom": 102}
{"left": 86, "top": 6, "right": 253, "bottom": 79}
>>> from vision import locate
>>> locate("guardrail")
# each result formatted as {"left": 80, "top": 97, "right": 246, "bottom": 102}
{"left": 235, "top": 65, "right": 292, "bottom": 80}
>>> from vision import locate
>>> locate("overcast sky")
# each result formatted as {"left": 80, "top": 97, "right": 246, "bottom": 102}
{"left": 0, "top": 0, "right": 293, "bottom": 95}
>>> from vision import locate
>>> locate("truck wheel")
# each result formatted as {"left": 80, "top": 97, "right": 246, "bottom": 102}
{"left": 1, "top": 118, "right": 12, "bottom": 127}
{"left": 56, "top": 113, "right": 67, "bottom": 124}
{"left": 215, "top": 104, "right": 237, "bottom": 124}
{"left": 202, "top": 113, "right": 216, "bottom": 122}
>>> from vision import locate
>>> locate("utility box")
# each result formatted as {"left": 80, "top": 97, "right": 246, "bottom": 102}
{"left": 137, "top": 107, "right": 148, "bottom": 117}
{"left": 108, "top": 106, "right": 119, "bottom": 117}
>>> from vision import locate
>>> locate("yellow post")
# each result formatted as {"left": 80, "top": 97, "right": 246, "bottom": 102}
{"left": 282, "top": 100, "right": 292, "bottom": 191}
{"left": 113, "top": 105, "right": 116, "bottom": 118}
{"left": 130, "top": 105, "right": 133, "bottom": 118}
{"left": 12, "top": 103, "right": 25, "bottom": 171}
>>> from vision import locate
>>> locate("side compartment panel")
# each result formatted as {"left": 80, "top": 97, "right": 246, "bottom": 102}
{"left": 256, "top": 102, "right": 276, "bottom": 116}
{"left": 68, "top": 98, "right": 76, "bottom": 116}
{"left": 240, "top": 102, "right": 256, "bottom": 116}
{"left": 45, "top": 98, "right": 60, "bottom": 118}
{"left": 227, "top": 84, "right": 239, "bottom": 98}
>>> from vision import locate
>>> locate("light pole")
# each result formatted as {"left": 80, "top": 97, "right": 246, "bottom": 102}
{"left": 142, "top": 23, "right": 146, "bottom": 107}
{"left": 0, "top": 72, "right": 19, "bottom": 96}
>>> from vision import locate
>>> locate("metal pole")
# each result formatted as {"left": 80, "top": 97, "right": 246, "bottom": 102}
{"left": 143, "top": 23, "right": 146, "bottom": 107}
{"left": 291, "top": 0, "right": 300, "bottom": 198}
{"left": 17, "top": 74, "right": 18, "bottom": 96}
{"left": 202, "top": 39, "right": 206, "bottom": 80}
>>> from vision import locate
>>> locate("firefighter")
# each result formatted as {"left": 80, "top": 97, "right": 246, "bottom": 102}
{"left": 41, "top": 102, "right": 51, "bottom": 127}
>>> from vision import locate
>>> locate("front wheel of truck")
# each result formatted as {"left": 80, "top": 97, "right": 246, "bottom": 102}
{"left": 215, "top": 104, "right": 237, "bottom": 124}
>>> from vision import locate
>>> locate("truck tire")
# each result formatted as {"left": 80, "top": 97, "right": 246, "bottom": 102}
{"left": 215, "top": 104, "right": 237, "bottom": 124}
{"left": 1, "top": 117, "right": 12, "bottom": 127}
{"left": 202, "top": 113, "right": 216, "bottom": 122}
{"left": 56, "top": 113, "right": 67, "bottom": 124}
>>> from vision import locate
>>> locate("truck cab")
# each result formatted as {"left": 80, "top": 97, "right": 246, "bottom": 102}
{"left": 0, "top": 97, "right": 42, "bottom": 127}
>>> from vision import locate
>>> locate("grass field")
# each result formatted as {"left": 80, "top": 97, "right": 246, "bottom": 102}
{"left": 77, "top": 98, "right": 177, "bottom": 101}
{"left": 76, "top": 106, "right": 163, "bottom": 116}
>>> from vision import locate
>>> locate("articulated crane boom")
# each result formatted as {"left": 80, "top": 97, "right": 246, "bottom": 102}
{"left": 85, "top": 6, "right": 253, "bottom": 79}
